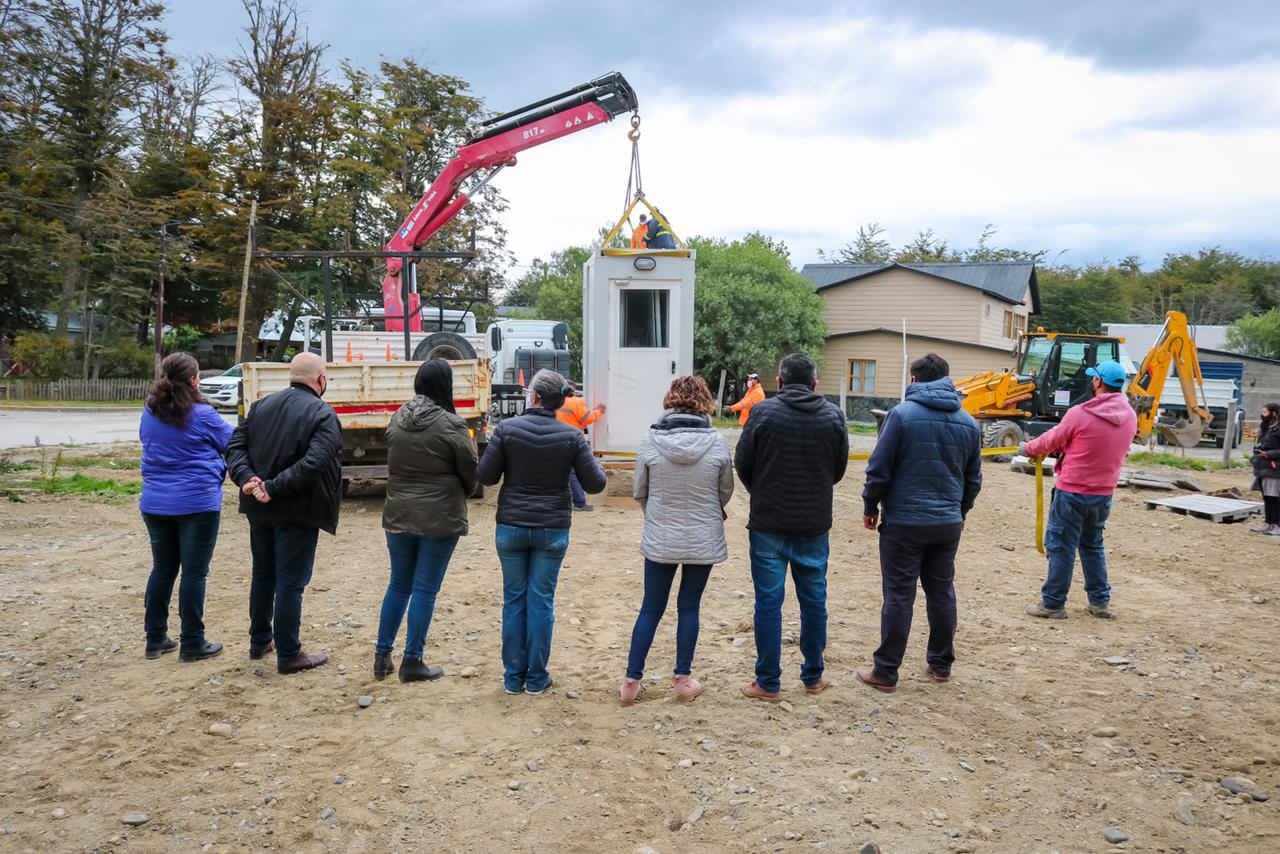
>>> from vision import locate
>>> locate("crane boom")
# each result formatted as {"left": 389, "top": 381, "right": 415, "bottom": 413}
{"left": 1127, "top": 310, "right": 1212, "bottom": 445}
{"left": 381, "top": 72, "right": 638, "bottom": 331}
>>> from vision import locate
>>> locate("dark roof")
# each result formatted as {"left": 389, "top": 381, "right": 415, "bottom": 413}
{"left": 826, "top": 327, "right": 1012, "bottom": 354}
{"left": 800, "top": 261, "right": 1041, "bottom": 313}
{"left": 1198, "top": 347, "right": 1280, "bottom": 367}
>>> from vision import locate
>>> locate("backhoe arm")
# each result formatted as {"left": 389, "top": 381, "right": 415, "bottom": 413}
{"left": 1126, "top": 310, "right": 1212, "bottom": 445}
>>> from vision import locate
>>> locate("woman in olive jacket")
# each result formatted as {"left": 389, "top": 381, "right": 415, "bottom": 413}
{"left": 374, "top": 360, "right": 478, "bottom": 682}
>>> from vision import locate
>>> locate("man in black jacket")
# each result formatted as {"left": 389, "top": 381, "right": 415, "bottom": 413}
{"left": 226, "top": 353, "right": 341, "bottom": 675}
{"left": 734, "top": 353, "right": 848, "bottom": 701}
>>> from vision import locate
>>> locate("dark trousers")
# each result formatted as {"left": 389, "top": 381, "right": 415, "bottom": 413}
{"left": 142, "top": 511, "right": 220, "bottom": 650}
{"left": 626, "top": 560, "right": 712, "bottom": 679}
{"left": 1266, "top": 495, "right": 1280, "bottom": 525}
{"left": 248, "top": 522, "right": 319, "bottom": 662}
{"left": 569, "top": 469, "right": 586, "bottom": 508}
{"left": 872, "top": 523, "right": 963, "bottom": 685}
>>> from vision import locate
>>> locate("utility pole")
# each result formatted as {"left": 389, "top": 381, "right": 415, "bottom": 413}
{"left": 235, "top": 199, "right": 258, "bottom": 365}
{"left": 154, "top": 224, "right": 168, "bottom": 379}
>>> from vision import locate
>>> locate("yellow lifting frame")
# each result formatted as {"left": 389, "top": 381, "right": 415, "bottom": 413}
{"left": 599, "top": 193, "right": 687, "bottom": 254}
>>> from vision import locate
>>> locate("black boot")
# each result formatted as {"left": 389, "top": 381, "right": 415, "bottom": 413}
{"left": 145, "top": 637, "right": 178, "bottom": 660}
{"left": 398, "top": 656, "right": 443, "bottom": 683}
{"left": 373, "top": 651, "right": 394, "bottom": 681}
{"left": 179, "top": 641, "right": 224, "bottom": 662}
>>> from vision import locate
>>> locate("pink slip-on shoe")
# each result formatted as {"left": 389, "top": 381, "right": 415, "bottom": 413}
{"left": 672, "top": 674, "right": 703, "bottom": 702}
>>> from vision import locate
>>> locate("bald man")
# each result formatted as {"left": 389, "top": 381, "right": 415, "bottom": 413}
{"left": 227, "top": 352, "right": 342, "bottom": 675}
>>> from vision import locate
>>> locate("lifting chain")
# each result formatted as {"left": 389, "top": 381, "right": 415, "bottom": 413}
{"left": 621, "top": 112, "right": 645, "bottom": 212}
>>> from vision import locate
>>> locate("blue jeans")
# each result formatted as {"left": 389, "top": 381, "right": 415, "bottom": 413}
{"left": 248, "top": 522, "right": 319, "bottom": 662}
{"left": 496, "top": 523, "right": 569, "bottom": 692}
{"left": 142, "top": 511, "right": 220, "bottom": 650}
{"left": 749, "top": 530, "right": 829, "bottom": 693}
{"left": 376, "top": 532, "right": 459, "bottom": 659}
{"left": 626, "top": 560, "right": 712, "bottom": 679}
{"left": 1042, "top": 489, "right": 1113, "bottom": 609}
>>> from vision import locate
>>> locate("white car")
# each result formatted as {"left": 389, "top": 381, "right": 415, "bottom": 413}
{"left": 199, "top": 364, "right": 243, "bottom": 410}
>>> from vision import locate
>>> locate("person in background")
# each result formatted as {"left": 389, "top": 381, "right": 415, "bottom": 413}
{"left": 226, "top": 352, "right": 342, "bottom": 674}
{"left": 557, "top": 384, "right": 606, "bottom": 511}
{"left": 374, "top": 360, "right": 479, "bottom": 682}
{"left": 645, "top": 210, "right": 677, "bottom": 249}
{"left": 734, "top": 354, "right": 848, "bottom": 701}
{"left": 1019, "top": 360, "right": 1137, "bottom": 620}
{"left": 727, "top": 372, "right": 765, "bottom": 426}
{"left": 856, "top": 353, "right": 981, "bottom": 693}
{"left": 139, "top": 352, "right": 233, "bottom": 662}
{"left": 630, "top": 213, "right": 649, "bottom": 249}
{"left": 620, "top": 376, "right": 733, "bottom": 705}
{"left": 478, "top": 369, "right": 607, "bottom": 696}
{"left": 1249, "top": 402, "right": 1280, "bottom": 535}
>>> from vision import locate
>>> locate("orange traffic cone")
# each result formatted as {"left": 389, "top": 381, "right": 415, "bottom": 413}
{"left": 385, "top": 343, "right": 392, "bottom": 362}
{"left": 345, "top": 341, "right": 353, "bottom": 363}
{"left": 518, "top": 368, "right": 525, "bottom": 388}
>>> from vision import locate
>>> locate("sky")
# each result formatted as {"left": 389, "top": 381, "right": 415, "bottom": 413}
{"left": 164, "top": 1, "right": 1280, "bottom": 274}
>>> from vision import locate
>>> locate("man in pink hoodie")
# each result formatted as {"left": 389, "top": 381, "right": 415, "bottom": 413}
{"left": 1019, "top": 361, "right": 1136, "bottom": 620}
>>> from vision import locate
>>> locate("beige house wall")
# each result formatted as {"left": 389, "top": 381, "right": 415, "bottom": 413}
{"left": 820, "top": 269, "right": 984, "bottom": 342}
{"left": 821, "top": 332, "right": 1015, "bottom": 398}
{"left": 976, "top": 289, "right": 1032, "bottom": 349}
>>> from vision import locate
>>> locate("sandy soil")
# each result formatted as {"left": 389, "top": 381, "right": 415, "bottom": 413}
{"left": 1, "top": 439, "right": 1278, "bottom": 853}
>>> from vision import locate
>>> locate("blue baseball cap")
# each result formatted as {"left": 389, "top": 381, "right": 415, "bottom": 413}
{"left": 1085, "top": 360, "right": 1126, "bottom": 389}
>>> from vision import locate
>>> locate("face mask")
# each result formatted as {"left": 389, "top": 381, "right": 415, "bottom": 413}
{"left": 318, "top": 377, "right": 328, "bottom": 398}
{"left": 524, "top": 390, "right": 536, "bottom": 408}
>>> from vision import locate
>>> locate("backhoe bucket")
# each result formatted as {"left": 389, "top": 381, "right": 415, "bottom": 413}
{"left": 1156, "top": 413, "right": 1208, "bottom": 448}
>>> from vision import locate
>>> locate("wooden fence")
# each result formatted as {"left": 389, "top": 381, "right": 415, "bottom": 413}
{"left": 0, "top": 378, "right": 150, "bottom": 402}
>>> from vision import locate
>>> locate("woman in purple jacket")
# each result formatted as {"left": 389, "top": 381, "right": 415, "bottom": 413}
{"left": 139, "top": 353, "right": 233, "bottom": 662}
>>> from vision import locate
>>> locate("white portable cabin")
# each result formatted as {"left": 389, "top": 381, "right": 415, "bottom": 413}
{"left": 581, "top": 248, "right": 696, "bottom": 454}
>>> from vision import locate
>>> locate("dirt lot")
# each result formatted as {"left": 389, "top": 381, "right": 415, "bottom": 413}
{"left": 1, "top": 440, "right": 1277, "bottom": 853}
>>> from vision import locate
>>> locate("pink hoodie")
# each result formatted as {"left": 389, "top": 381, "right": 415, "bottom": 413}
{"left": 1023, "top": 392, "right": 1137, "bottom": 495}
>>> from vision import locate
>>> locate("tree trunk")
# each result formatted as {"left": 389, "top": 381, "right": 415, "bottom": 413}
{"left": 270, "top": 300, "right": 299, "bottom": 362}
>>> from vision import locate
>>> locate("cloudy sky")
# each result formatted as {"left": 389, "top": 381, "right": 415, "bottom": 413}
{"left": 165, "top": 1, "right": 1280, "bottom": 273}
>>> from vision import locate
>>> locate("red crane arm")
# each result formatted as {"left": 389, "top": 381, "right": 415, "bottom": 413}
{"left": 381, "top": 73, "right": 636, "bottom": 332}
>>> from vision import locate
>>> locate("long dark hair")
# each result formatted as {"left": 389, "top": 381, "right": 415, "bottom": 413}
{"left": 148, "top": 352, "right": 202, "bottom": 427}
{"left": 414, "top": 359, "right": 455, "bottom": 413}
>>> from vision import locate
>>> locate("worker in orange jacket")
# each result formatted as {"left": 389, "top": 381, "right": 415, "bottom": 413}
{"left": 558, "top": 386, "right": 606, "bottom": 510}
{"left": 728, "top": 373, "right": 765, "bottom": 426}
{"left": 629, "top": 214, "right": 649, "bottom": 249}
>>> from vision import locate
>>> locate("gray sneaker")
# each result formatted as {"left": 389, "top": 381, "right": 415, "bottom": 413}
{"left": 1267, "top": 527, "right": 1280, "bottom": 537}
{"left": 1026, "top": 602, "right": 1067, "bottom": 619}
{"left": 1250, "top": 524, "right": 1274, "bottom": 534}
{"left": 1087, "top": 603, "right": 1114, "bottom": 619}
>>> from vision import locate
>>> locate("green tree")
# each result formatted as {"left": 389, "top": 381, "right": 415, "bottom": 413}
{"left": 691, "top": 232, "right": 826, "bottom": 387}
{"left": 10, "top": 332, "right": 74, "bottom": 379}
{"left": 818, "top": 222, "right": 892, "bottom": 264}
{"left": 1036, "top": 265, "right": 1132, "bottom": 333}
{"left": 1227, "top": 309, "right": 1280, "bottom": 359}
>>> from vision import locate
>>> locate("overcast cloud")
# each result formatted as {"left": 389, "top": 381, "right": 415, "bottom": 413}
{"left": 164, "top": 1, "right": 1280, "bottom": 271}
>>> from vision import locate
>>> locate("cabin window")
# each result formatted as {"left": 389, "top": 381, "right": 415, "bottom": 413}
{"left": 619, "top": 289, "right": 669, "bottom": 348}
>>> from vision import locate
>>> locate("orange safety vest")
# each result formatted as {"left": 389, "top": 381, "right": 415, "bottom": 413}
{"left": 630, "top": 224, "right": 647, "bottom": 249}
{"left": 557, "top": 396, "right": 601, "bottom": 431}
{"left": 728, "top": 383, "right": 765, "bottom": 426}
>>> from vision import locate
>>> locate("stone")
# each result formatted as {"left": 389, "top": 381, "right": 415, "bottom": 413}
{"left": 526, "top": 760, "right": 539, "bottom": 772}
{"left": 1091, "top": 727, "right": 1119, "bottom": 738}
{"left": 1103, "top": 826, "right": 1129, "bottom": 844}
{"left": 507, "top": 780, "right": 521, "bottom": 791}
{"left": 677, "top": 758, "right": 694, "bottom": 769}
{"left": 701, "top": 739, "right": 716, "bottom": 753}
{"left": 859, "top": 844, "right": 880, "bottom": 854}
{"left": 779, "top": 700, "right": 794, "bottom": 713}
{"left": 1173, "top": 805, "right": 1196, "bottom": 826}
{"left": 686, "top": 805, "right": 704, "bottom": 824}
{"left": 784, "top": 831, "right": 800, "bottom": 840}
{"left": 121, "top": 813, "right": 149, "bottom": 826}
{"left": 319, "top": 807, "right": 335, "bottom": 821}
{"left": 566, "top": 690, "right": 581, "bottom": 700}
{"left": 1221, "top": 776, "right": 1255, "bottom": 795}
{"left": 6, "top": 720, "right": 20, "bottom": 729}
{"left": 459, "top": 666, "right": 477, "bottom": 678}
{"left": 851, "top": 768, "right": 869, "bottom": 779}
{"left": 333, "top": 775, "right": 345, "bottom": 785}
{"left": 635, "top": 848, "right": 660, "bottom": 854}
{"left": 51, "top": 808, "right": 67, "bottom": 819}
{"left": 778, "top": 745, "right": 793, "bottom": 758}
{"left": 959, "top": 760, "right": 976, "bottom": 773}
{"left": 1103, "top": 656, "right": 1130, "bottom": 666}
{"left": 356, "top": 696, "right": 373, "bottom": 709}
{"left": 207, "top": 722, "right": 233, "bottom": 737}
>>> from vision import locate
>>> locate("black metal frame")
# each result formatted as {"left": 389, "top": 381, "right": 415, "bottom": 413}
{"left": 252, "top": 239, "right": 481, "bottom": 360}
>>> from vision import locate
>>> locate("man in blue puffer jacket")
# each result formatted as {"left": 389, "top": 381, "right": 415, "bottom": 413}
{"left": 856, "top": 352, "right": 981, "bottom": 692}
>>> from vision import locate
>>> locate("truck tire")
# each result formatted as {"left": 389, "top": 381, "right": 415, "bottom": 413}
{"left": 413, "top": 332, "right": 476, "bottom": 361}
{"left": 982, "top": 419, "right": 1025, "bottom": 461}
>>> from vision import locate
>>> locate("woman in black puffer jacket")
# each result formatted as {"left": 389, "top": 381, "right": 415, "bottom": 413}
{"left": 1250, "top": 402, "right": 1280, "bottom": 536}
{"left": 373, "top": 360, "right": 478, "bottom": 683}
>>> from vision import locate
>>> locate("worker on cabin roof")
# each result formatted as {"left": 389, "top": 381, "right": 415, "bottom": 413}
{"left": 727, "top": 373, "right": 765, "bottom": 426}
{"left": 630, "top": 214, "right": 649, "bottom": 249}
{"left": 645, "top": 210, "right": 677, "bottom": 249}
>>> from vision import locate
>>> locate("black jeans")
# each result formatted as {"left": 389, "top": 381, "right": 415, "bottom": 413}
{"left": 872, "top": 522, "right": 963, "bottom": 685}
{"left": 248, "top": 522, "right": 319, "bottom": 662}
{"left": 1265, "top": 495, "right": 1279, "bottom": 525}
{"left": 142, "top": 511, "right": 220, "bottom": 650}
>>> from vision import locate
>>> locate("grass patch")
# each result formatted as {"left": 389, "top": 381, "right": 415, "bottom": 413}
{"left": 65, "top": 454, "right": 141, "bottom": 470}
{"left": 0, "top": 456, "right": 37, "bottom": 474}
{"left": 1128, "top": 451, "right": 1249, "bottom": 472}
{"left": 37, "top": 472, "right": 141, "bottom": 495}
{"left": 0, "top": 449, "right": 140, "bottom": 499}
{"left": 849, "top": 422, "right": 877, "bottom": 435}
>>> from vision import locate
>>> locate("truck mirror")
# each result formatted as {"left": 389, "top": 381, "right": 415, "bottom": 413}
{"left": 490, "top": 326, "right": 502, "bottom": 351}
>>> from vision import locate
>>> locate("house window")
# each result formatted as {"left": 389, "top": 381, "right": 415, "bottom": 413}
{"left": 1003, "top": 310, "right": 1025, "bottom": 339}
{"left": 848, "top": 359, "right": 876, "bottom": 395}
{"left": 619, "top": 289, "right": 669, "bottom": 348}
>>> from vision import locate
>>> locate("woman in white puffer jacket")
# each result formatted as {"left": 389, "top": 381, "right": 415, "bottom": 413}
{"left": 621, "top": 376, "right": 734, "bottom": 705}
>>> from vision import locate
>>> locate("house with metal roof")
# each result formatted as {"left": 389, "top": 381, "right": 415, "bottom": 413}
{"left": 799, "top": 261, "right": 1040, "bottom": 418}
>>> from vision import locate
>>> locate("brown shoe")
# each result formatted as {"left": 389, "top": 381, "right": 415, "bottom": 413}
{"left": 249, "top": 641, "right": 274, "bottom": 661}
{"left": 277, "top": 651, "right": 328, "bottom": 675}
{"left": 740, "top": 680, "right": 781, "bottom": 703}
{"left": 855, "top": 670, "right": 897, "bottom": 693}
{"left": 804, "top": 675, "right": 832, "bottom": 694}
{"left": 924, "top": 665, "right": 951, "bottom": 684}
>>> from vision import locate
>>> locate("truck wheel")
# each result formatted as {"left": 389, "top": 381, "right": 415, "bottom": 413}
{"left": 982, "top": 420, "right": 1025, "bottom": 461}
{"left": 413, "top": 332, "right": 476, "bottom": 361}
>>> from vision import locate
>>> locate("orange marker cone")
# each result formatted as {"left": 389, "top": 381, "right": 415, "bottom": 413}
{"left": 345, "top": 341, "right": 353, "bottom": 363}
{"left": 518, "top": 368, "right": 525, "bottom": 388}
{"left": 385, "top": 343, "right": 392, "bottom": 362}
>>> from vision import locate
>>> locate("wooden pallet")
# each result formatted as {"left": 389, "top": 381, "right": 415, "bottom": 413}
{"left": 1144, "top": 494, "right": 1263, "bottom": 523}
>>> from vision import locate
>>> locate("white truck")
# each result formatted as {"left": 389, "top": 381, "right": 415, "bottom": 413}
{"left": 484, "top": 318, "right": 571, "bottom": 422}
{"left": 240, "top": 359, "right": 492, "bottom": 483}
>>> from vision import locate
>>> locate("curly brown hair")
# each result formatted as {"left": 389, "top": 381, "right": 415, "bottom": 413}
{"left": 663, "top": 375, "right": 715, "bottom": 415}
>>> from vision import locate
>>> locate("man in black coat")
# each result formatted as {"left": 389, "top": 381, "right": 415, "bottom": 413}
{"left": 734, "top": 353, "right": 848, "bottom": 701}
{"left": 226, "top": 352, "right": 342, "bottom": 675}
